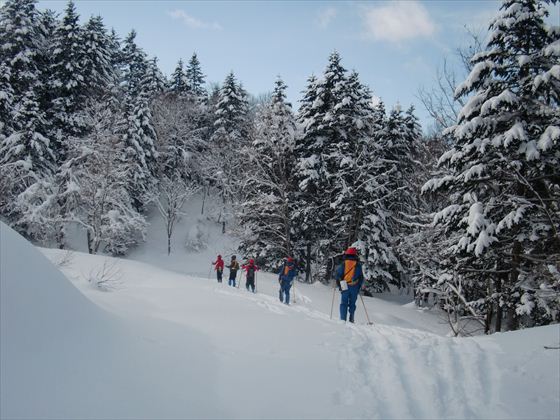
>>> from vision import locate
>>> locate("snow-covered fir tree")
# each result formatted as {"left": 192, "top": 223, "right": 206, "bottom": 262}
{"left": 423, "top": 0, "right": 560, "bottom": 332}
{"left": 169, "top": 59, "right": 189, "bottom": 95}
{"left": 185, "top": 53, "right": 206, "bottom": 97}
{"left": 238, "top": 77, "right": 297, "bottom": 267}
{"left": 143, "top": 57, "right": 166, "bottom": 98}
{"left": 48, "top": 0, "right": 88, "bottom": 155}
{"left": 293, "top": 52, "right": 347, "bottom": 281}
{"left": 0, "top": 0, "right": 56, "bottom": 229}
{"left": 81, "top": 15, "right": 116, "bottom": 99}
{"left": 374, "top": 104, "right": 424, "bottom": 289}
{"left": 119, "top": 70, "right": 159, "bottom": 212}
{"left": 121, "top": 29, "right": 148, "bottom": 99}
{"left": 206, "top": 71, "right": 251, "bottom": 231}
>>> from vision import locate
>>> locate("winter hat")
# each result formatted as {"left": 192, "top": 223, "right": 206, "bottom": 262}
{"left": 287, "top": 257, "right": 294, "bottom": 262}
{"left": 249, "top": 259, "right": 254, "bottom": 264}
{"left": 344, "top": 247, "right": 358, "bottom": 256}
{"left": 218, "top": 254, "right": 222, "bottom": 259}
{"left": 231, "top": 255, "right": 236, "bottom": 260}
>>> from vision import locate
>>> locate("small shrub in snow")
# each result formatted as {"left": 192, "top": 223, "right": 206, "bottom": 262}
{"left": 54, "top": 250, "right": 74, "bottom": 269}
{"left": 86, "top": 259, "right": 122, "bottom": 292}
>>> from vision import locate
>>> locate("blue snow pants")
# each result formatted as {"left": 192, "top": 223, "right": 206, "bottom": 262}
{"left": 279, "top": 280, "right": 292, "bottom": 304}
{"left": 228, "top": 272, "right": 237, "bottom": 287}
{"left": 340, "top": 285, "right": 360, "bottom": 322}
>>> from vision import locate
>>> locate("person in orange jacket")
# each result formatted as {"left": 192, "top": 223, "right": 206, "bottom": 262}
{"left": 212, "top": 254, "right": 224, "bottom": 283}
{"left": 335, "top": 247, "right": 364, "bottom": 323}
{"left": 241, "top": 259, "right": 259, "bottom": 293}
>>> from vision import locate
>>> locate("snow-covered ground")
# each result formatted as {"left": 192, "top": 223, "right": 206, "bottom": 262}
{"left": 1, "top": 219, "right": 559, "bottom": 419}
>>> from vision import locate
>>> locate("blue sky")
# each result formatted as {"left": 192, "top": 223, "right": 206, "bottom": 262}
{"left": 35, "top": 1, "right": 557, "bottom": 130}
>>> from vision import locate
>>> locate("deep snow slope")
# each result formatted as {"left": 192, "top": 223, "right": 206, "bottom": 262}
{"left": 0, "top": 222, "right": 229, "bottom": 419}
{"left": 2, "top": 221, "right": 559, "bottom": 419}
{"left": 40, "top": 244, "right": 560, "bottom": 419}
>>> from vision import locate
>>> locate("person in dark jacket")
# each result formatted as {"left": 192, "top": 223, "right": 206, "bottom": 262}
{"left": 212, "top": 254, "right": 224, "bottom": 283}
{"left": 278, "top": 257, "right": 297, "bottom": 305}
{"left": 226, "top": 255, "right": 240, "bottom": 287}
{"left": 334, "top": 247, "right": 364, "bottom": 323}
{"left": 241, "top": 259, "right": 259, "bottom": 293}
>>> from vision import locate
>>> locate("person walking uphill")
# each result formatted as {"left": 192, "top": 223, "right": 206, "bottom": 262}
{"left": 242, "top": 259, "right": 259, "bottom": 293}
{"left": 212, "top": 255, "right": 224, "bottom": 283}
{"left": 226, "top": 255, "right": 240, "bottom": 287}
{"left": 335, "top": 247, "right": 364, "bottom": 323}
{"left": 278, "top": 257, "right": 297, "bottom": 305}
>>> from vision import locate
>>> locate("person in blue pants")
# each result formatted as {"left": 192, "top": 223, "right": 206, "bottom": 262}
{"left": 278, "top": 257, "right": 297, "bottom": 305}
{"left": 335, "top": 247, "right": 364, "bottom": 323}
{"left": 226, "top": 255, "right": 240, "bottom": 287}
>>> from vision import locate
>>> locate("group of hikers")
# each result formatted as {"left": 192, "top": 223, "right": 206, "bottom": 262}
{"left": 211, "top": 246, "right": 364, "bottom": 323}
{"left": 211, "top": 254, "right": 297, "bottom": 303}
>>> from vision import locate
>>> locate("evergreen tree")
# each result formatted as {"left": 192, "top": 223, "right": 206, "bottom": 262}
{"left": 121, "top": 29, "right": 148, "bottom": 99}
{"left": 205, "top": 71, "right": 250, "bottom": 231}
{"left": 0, "top": 0, "right": 55, "bottom": 226}
{"left": 169, "top": 59, "right": 189, "bottom": 95}
{"left": 107, "top": 28, "right": 123, "bottom": 88}
{"left": 36, "top": 9, "right": 58, "bottom": 113}
{"left": 48, "top": 0, "right": 89, "bottom": 149}
{"left": 293, "top": 52, "right": 355, "bottom": 280}
{"left": 212, "top": 71, "right": 251, "bottom": 147}
{"left": 143, "top": 57, "right": 166, "bottom": 98}
{"left": 185, "top": 53, "right": 206, "bottom": 97}
{"left": 238, "top": 77, "right": 297, "bottom": 266}
{"left": 423, "top": 0, "right": 560, "bottom": 332}
{"left": 0, "top": 62, "right": 13, "bottom": 144}
{"left": 81, "top": 15, "right": 115, "bottom": 99}
{"left": 119, "top": 65, "right": 159, "bottom": 211}
{"left": 0, "top": 0, "right": 43, "bottom": 98}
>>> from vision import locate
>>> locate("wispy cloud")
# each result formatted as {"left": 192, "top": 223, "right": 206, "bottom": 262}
{"left": 168, "top": 9, "right": 222, "bottom": 31}
{"left": 316, "top": 7, "right": 337, "bottom": 29}
{"left": 362, "top": 1, "right": 435, "bottom": 43}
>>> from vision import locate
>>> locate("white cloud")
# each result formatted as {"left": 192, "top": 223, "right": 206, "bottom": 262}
{"left": 362, "top": 1, "right": 435, "bottom": 43}
{"left": 168, "top": 9, "right": 222, "bottom": 31}
{"left": 316, "top": 7, "right": 337, "bottom": 29}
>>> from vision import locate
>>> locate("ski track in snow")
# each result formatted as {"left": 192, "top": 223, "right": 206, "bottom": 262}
{"left": 212, "top": 281, "right": 508, "bottom": 419}
{"left": 333, "top": 324, "right": 506, "bottom": 419}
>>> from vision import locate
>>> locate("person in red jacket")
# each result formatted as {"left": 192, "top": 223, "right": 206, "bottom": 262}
{"left": 212, "top": 255, "right": 224, "bottom": 283}
{"left": 241, "top": 259, "right": 259, "bottom": 293}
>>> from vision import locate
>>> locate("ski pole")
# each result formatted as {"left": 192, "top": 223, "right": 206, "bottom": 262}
{"left": 359, "top": 293, "right": 373, "bottom": 325}
{"left": 292, "top": 279, "right": 297, "bottom": 303}
{"left": 254, "top": 271, "right": 257, "bottom": 293}
{"left": 208, "top": 263, "right": 213, "bottom": 280}
{"left": 330, "top": 284, "right": 336, "bottom": 320}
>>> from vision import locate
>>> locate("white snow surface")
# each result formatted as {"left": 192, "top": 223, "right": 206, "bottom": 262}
{"left": 2, "top": 220, "right": 560, "bottom": 419}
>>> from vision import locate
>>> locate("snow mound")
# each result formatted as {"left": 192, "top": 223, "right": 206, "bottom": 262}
{"left": 0, "top": 222, "right": 226, "bottom": 419}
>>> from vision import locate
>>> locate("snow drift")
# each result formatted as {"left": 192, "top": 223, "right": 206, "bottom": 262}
{"left": 0, "top": 222, "right": 226, "bottom": 419}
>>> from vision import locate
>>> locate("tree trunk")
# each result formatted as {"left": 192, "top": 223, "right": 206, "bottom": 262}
{"left": 485, "top": 279, "right": 493, "bottom": 334}
{"left": 87, "top": 230, "right": 93, "bottom": 255}
{"left": 305, "top": 242, "right": 312, "bottom": 283}
{"left": 506, "top": 240, "right": 523, "bottom": 331}
{"left": 57, "top": 224, "right": 65, "bottom": 250}
{"left": 201, "top": 185, "right": 207, "bottom": 215}
{"left": 495, "top": 275, "right": 503, "bottom": 332}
